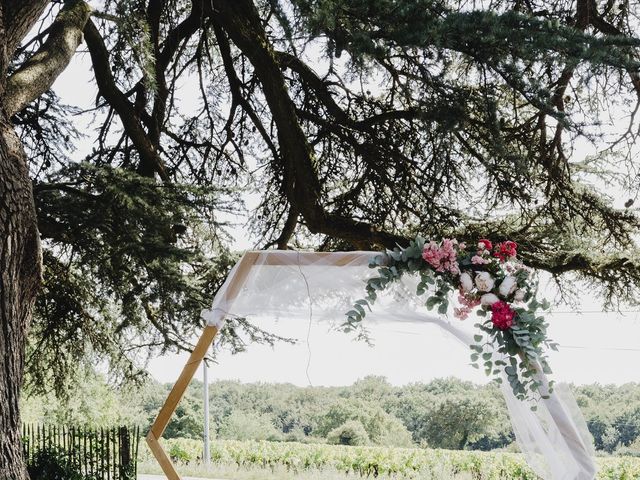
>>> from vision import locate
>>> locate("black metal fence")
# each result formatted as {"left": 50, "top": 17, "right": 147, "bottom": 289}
{"left": 22, "top": 424, "right": 140, "bottom": 480}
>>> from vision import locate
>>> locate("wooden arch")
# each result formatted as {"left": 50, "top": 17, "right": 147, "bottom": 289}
{"left": 146, "top": 250, "right": 595, "bottom": 479}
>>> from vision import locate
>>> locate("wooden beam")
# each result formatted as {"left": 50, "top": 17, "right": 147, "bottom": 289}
{"left": 146, "top": 431, "right": 179, "bottom": 480}
{"left": 244, "top": 250, "right": 373, "bottom": 266}
{"left": 147, "top": 250, "right": 263, "bottom": 478}
{"left": 149, "top": 325, "right": 220, "bottom": 439}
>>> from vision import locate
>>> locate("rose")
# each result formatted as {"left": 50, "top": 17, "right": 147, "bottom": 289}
{"left": 471, "top": 255, "right": 489, "bottom": 265}
{"left": 478, "top": 239, "right": 493, "bottom": 251}
{"left": 491, "top": 301, "right": 515, "bottom": 330}
{"left": 504, "top": 240, "right": 517, "bottom": 251}
{"left": 475, "top": 272, "right": 494, "bottom": 292}
{"left": 460, "top": 272, "right": 474, "bottom": 292}
{"left": 480, "top": 293, "right": 499, "bottom": 305}
{"left": 499, "top": 276, "right": 517, "bottom": 297}
{"left": 494, "top": 241, "right": 518, "bottom": 261}
{"left": 422, "top": 241, "right": 440, "bottom": 269}
{"left": 514, "top": 289, "right": 525, "bottom": 301}
{"left": 422, "top": 239, "right": 460, "bottom": 275}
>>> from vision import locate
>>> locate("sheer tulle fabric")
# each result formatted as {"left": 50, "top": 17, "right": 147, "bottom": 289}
{"left": 201, "top": 251, "right": 596, "bottom": 480}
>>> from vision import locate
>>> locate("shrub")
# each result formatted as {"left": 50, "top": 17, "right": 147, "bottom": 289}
{"left": 218, "top": 411, "right": 282, "bottom": 442}
{"left": 327, "top": 420, "right": 370, "bottom": 446}
{"left": 27, "top": 447, "right": 91, "bottom": 480}
{"left": 164, "top": 438, "right": 202, "bottom": 463}
{"left": 616, "top": 437, "right": 640, "bottom": 457}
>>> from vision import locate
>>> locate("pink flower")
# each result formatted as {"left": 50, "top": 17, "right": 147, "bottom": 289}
{"left": 458, "top": 293, "right": 481, "bottom": 309}
{"left": 455, "top": 292, "right": 481, "bottom": 320}
{"left": 422, "top": 241, "right": 441, "bottom": 268}
{"left": 472, "top": 255, "right": 489, "bottom": 265}
{"left": 491, "top": 301, "right": 516, "bottom": 330}
{"left": 422, "top": 239, "right": 460, "bottom": 275}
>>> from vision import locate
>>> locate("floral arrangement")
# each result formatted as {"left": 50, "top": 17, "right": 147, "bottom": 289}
{"left": 345, "top": 236, "right": 558, "bottom": 404}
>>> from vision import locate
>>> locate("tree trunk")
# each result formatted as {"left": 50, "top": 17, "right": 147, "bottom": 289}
{"left": 0, "top": 1, "right": 91, "bottom": 477}
{"left": 0, "top": 0, "right": 38, "bottom": 472}
{"left": 0, "top": 108, "right": 42, "bottom": 479}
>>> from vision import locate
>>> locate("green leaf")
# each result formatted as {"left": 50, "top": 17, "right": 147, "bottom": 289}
{"left": 437, "top": 301, "right": 448, "bottom": 314}
{"left": 425, "top": 296, "right": 440, "bottom": 310}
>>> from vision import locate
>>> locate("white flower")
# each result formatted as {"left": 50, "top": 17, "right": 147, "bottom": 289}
{"left": 477, "top": 242, "right": 486, "bottom": 250}
{"left": 475, "top": 272, "right": 494, "bottom": 292}
{"left": 480, "top": 293, "right": 500, "bottom": 305}
{"left": 514, "top": 289, "right": 525, "bottom": 301}
{"left": 460, "top": 272, "right": 474, "bottom": 292}
{"left": 499, "top": 276, "right": 518, "bottom": 297}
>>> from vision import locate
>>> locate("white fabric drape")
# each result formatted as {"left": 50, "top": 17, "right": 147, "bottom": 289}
{"left": 201, "top": 250, "right": 596, "bottom": 480}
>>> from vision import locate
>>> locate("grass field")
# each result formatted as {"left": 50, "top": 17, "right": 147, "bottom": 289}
{"left": 137, "top": 438, "right": 640, "bottom": 479}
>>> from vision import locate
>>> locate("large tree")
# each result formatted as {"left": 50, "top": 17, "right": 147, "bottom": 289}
{"left": 2, "top": 0, "right": 640, "bottom": 477}
{"left": 0, "top": 1, "right": 91, "bottom": 476}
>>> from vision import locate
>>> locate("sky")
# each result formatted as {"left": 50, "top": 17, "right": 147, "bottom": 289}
{"left": 145, "top": 295, "right": 640, "bottom": 388}
{"left": 48, "top": 28, "right": 640, "bottom": 389}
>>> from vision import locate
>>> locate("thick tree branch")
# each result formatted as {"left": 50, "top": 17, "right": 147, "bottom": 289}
{"left": 3, "top": 0, "right": 51, "bottom": 60}
{"left": 83, "top": 18, "right": 169, "bottom": 181}
{"left": 157, "top": 0, "right": 203, "bottom": 71}
{"left": 587, "top": 5, "right": 640, "bottom": 96}
{"left": 4, "top": 0, "right": 92, "bottom": 116}
{"left": 215, "top": 0, "right": 406, "bottom": 249}
{"left": 213, "top": 22, "right": 280, "bottom": 161}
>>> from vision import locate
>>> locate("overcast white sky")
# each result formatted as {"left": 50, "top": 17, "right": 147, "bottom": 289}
{"left": 146, "top": 288, "right": 640, "bottom": 388}
{"left": 50, "top": 39, "right": 640, "bottom": 389}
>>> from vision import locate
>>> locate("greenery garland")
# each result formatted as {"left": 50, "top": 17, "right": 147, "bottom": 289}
{"left": 346, "top": 237, "right": 559, "bottom": 404}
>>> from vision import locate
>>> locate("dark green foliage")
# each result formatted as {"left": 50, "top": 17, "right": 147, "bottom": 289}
{"left": 326, "top": 420, "right": 370, "bottom": 446}
{"left": 16, "top": 0, "right": 640, "bottom": 398}
{"left": 291, "top": 0, "right": 640, "bottom": 70}
{"left": 23, "top": 425, "right": 139, "bottom": 480}
{"left": 27, "top": 448, "right": 89, "bottom": 480}
{"left": 27, "top": 163, "right": 289, "bottom": 394}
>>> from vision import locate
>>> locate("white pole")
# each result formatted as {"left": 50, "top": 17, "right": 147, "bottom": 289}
{"left": 203, "top": 355, "right": 210, "bottom": 465}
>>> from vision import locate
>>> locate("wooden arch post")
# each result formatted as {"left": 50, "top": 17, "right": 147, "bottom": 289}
{"left": 145, "top": 252, "right": 260, "bottom": 480}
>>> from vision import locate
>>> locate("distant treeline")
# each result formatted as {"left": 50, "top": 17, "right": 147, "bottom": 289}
{"left": 21, "top": 373, "right": 640, "bottom": 453}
